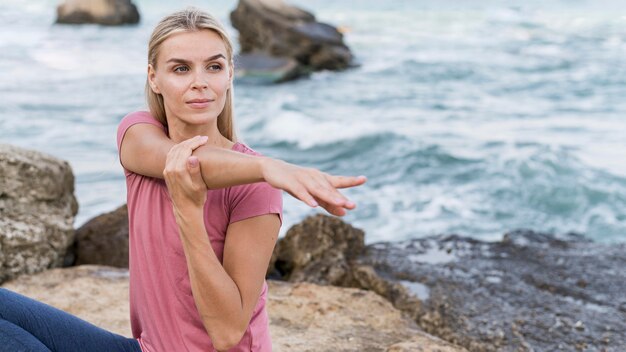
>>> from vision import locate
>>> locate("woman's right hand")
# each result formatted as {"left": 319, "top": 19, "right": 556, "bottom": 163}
{"left": 260, "top": 158, "right": 367, "bottom": 216}
{"left": 163, "top": 136, "right": 209, "bottom": 213}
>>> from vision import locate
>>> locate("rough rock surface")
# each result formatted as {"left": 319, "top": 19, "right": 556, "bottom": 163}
{"left": 0, "top": 144, "right": 78, "bottom": 284}
{"left": 270, "top": 214, "right": 365, "bottom": 285}
{"left": 72, "top": 204, "right": 129, "bottom": 268}
{"left": 272, "top": 215, "right": 626, "bottom": 351}
{"left": 268, "top": 280, "right": 465, "bottom": 352}
{"left": 56, "top": 0, "right": 140, "bottom": 25}
{"left": 1, "top": 265, "right": 465, "bottom": 352}
{"left": 359, "top": 231, "right": 626, "bottom": 351}
{"left": 230, "top": 0, "right": 354, "bottom": 81}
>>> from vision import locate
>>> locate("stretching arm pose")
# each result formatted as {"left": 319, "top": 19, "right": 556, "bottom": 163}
{"left": 121, "top": 124, "right": 366, "bottom": 216}
{"left": 119, "top": 8, "right": 365, "bottom": 352}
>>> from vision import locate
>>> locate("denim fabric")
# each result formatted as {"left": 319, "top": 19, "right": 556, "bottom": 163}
{"left": 0, "top": 288, "right": 141, "bottom": 352}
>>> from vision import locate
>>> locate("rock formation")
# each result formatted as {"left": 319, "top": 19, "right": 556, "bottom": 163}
{"left": 271, "top": 216, "right": 626, "bottom": 351}
{"left": 230, "top": 0, "right": 354, "bottom": 82}
{"left": 0, "top": 144, "right": 78, "bottom": 284}
{"left": 56, "top": 0, "right": 140, "bottom": 26}
{"left": 1, "top": 265, "right": 466, "bottom": 352}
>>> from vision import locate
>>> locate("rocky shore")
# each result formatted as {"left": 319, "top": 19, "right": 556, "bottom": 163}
{"left": 1, "top": 144, "right": 624, "bottom": 351}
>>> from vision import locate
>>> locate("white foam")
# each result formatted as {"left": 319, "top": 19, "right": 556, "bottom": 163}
{"left": 263, "top": 111, "right": 381, "bottom": 149}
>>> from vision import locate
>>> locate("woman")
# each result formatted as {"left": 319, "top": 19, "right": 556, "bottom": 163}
{"left": 0, "top": 7, "right": 364, "bottom": 352}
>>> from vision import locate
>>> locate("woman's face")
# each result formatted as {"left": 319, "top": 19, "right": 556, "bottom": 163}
{"left": 148, "top": 30, "right": 232, "bottom": 127}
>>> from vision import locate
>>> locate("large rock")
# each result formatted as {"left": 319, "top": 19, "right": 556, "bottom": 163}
{"left": 1, "top": 265, "right": 466, "bottom": 352}
{"left": 72, "top": 204, "right": 129, "bottom": 268}
{"left": 274, "top": 216, "right": 626, "bottom": 352}
{"left": 230, "top": 0, "right": 354, "bottom": 82}
{"left": 56, "top": 0, "right": 140, "bottom": 26}
{"left": 0, "top": 144, "right": 78, "bottom": 284}
{"left": 270, "top": 214, "right": 365, "bottom": 285}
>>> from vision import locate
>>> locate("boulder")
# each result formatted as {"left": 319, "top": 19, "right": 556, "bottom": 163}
{"left": 270, "top": 214, "right": 365, "bottom": 285}
{"left": 1, "top": 265, "right": 466, "bottom": 351}
{"left": 0, "top": 144, "right": 78, "bottom": 284}
{"left": 72, "top": 204, "right": 129, "bottom": 268}
{"left": 56, "top": 0, "right": 140, "bottom": 26}
{"left": 230, "top": 0, "right": 354, "bottom": 82}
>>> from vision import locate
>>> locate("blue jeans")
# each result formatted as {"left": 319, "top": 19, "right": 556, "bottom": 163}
{"left": 0, "top": 288, "right": 142, "bottom": 352}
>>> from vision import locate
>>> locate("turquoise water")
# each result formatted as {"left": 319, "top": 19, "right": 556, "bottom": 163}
{"left": 2, "top": 0, "right": 626, "bottom": 243}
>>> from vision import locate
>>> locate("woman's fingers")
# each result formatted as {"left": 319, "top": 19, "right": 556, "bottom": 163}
{"left": 316, "top": 197, "right": 346, "bottom": 216}
{"left": 181, "top": 135, "right": 209, "bottom": 151}
{"left": 305, "top": 171, "right": 358, "bottom": 208}
{"left": 328, "top": 175, "right": 367, "bottom": 189}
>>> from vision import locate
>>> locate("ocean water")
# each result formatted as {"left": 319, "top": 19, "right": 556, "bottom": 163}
{"left": 1, "top": 0, "right": 626, "bottom": 243}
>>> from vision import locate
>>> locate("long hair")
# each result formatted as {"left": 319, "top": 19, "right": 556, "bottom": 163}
{"left": 145, "top": 7, "right": 236, "bottom": 141}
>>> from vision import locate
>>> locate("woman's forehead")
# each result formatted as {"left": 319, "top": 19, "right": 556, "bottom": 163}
{"left": 159, "top": 30, "right": 228, "bottom": 62}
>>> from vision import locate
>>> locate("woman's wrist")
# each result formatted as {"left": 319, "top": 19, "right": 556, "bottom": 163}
{"left": 258, "top": 157, "right": 282, "bottom": 182}
{"left": 173, "top": 203, "right": 204, "bottom": 224}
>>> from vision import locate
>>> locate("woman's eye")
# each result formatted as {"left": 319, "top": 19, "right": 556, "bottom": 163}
{"left": 173, "top": 66, "right": 189, "bottom": 73}
{"left": 207, "top": 64, "right": 222, "bottom": 71}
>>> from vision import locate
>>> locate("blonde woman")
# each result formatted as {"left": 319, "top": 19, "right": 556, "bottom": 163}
{"left": 0, "top": 7, "right": 364, "bottom": 352}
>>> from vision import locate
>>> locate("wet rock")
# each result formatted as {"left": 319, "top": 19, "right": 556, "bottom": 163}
{"left": 0, "top": 144, "right": 78, "bottom": 284}
{"left": 1, "top": 265, "right": 466, "bottom": 351}
{"left": 230, "top": 0, "right": 354, "bottom": 82}
{"left": 72, "top": 204, "right": 129, "bottom": 268}
{"left": 234, "top": 52, "right": 309, "bottom": 83}
{"left": 56, "top": 0, "right": 140, "bottom": 26}
{"left": 360, "top": 229, "right": 626, "bottom": 351}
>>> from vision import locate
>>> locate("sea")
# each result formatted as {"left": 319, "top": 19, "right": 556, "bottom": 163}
{"left": 1, "top": 0, "right": 626, "bottom": 243}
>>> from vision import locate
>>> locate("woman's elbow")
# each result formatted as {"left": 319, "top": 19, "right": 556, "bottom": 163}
{"left": 213, "top": 329, "right": 246, "bottom": 351}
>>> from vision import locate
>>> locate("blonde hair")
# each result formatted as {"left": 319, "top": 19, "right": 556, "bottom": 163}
{"left": 145, "top": 7, "right": 236, "bottom": 141}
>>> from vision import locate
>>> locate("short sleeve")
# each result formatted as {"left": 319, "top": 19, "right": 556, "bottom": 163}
{"left": 117, "top": 110, "right": 165, "bottom": 155}
{"left": 228, "top": 182, "right": 283, "bottom": 226}
{"left": 116, "top": 111, "right": 166, "bottom": 173}
{"left": 227, "top": 144, "right": 283, "bottom": 226}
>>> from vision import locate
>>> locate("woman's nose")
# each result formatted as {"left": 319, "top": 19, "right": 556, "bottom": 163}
{"left": 191, "top": 71, "right": 208, "bottom": 90}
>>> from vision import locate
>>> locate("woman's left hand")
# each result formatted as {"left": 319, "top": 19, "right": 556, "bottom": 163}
{"left": 163, "top": 135, "right": 209, "bottom": 211}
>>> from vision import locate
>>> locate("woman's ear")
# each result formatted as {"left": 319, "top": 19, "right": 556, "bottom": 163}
{"left": 147, "top": 64, "right": 161, "bottom": 94}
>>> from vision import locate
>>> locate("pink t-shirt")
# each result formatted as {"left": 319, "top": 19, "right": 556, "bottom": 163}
{"left": 116, "top": 111, "right": 282, "bottom": 352}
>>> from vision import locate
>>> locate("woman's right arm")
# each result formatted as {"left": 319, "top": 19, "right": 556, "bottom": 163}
{"left": 120, "top": 123, "right": 366, "bottom": 216}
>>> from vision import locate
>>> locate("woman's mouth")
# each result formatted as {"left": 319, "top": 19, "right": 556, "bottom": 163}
{"left": 186, "top": 99, "right": 213, "bottom": 109}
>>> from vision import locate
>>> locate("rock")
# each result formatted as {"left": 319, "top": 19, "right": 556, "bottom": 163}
{"left": 271, "top": 214, "right": 365, "bottom": 285}
{"left": 359, "top": 230, "right": 626, "bottom": 351}
{"left": 268, "top": 280, "right": 466, "bottom": 352}
{"left": 72, "top": 204, "right": 129, "bottom": 268}
{"left": 56, "top": 0, "right": 140, "bottom": 26}
{"left": 0, "top": 144, "right": 78, "bottom": 284}
{"left": 234, "top": 52, "right": 309, "bottom": 83}
{"left": 230, "top": 0, "right": 354, "bottom": 81}
{"left": 272, "top": 216, "right": 626, "bottom": 351}
{"left": 1, "top": 265, "right": 466, "bottom": 351}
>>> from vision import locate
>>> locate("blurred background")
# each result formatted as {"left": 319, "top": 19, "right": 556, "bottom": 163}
{"left": 1, "top": 0, "right": 626, "bottom": 243}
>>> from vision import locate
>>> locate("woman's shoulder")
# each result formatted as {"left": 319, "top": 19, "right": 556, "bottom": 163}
{"left": 120, "top": 110, "right": 164, "bottom": 128}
